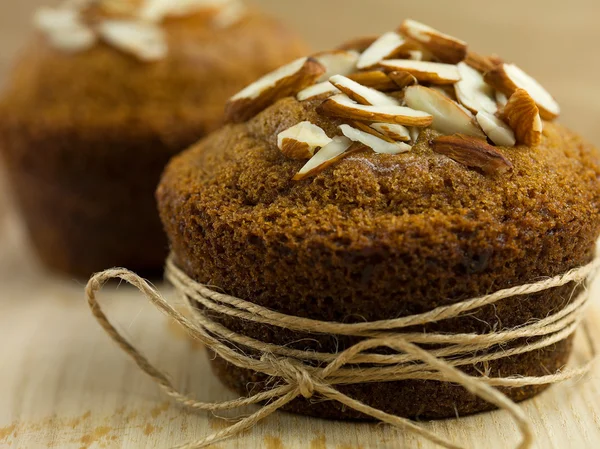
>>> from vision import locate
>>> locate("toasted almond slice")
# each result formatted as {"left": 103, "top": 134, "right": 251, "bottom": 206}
{"left": 496, "top": 91, "right": 508, "bottom": 107}
{"left": 225, "top": 57, "right": 325, "bottom": 123}
{"left": 34, "top": 7, "right": 97, "bottom": 52}
{"left": 370, "top": 123, "right": 411, "bottom": 142}
{"left": 337, "top": 35, "right": 378, "bottom": 52}
{"left": 293, "top": 136, "right": 358, "bottom": 180}
{"left": 329, "top": 75, "right": 399, "bottom": 106}
{"left": 347, "top": 71, "right": 397, "bottom": 91}
{"left": 297, "top": 81, "right": 340, "bottom": 101}
{"left": 455, "top": 62, "right": 497, "bottom": 114}
{"left": 213, "top": 0, "right": 247, "bottom": 28}
{"left": 318, "top": 94, "right": 433, "bottom": 127}
{"left": 380, "top": 60, "right": 460, "bottom": 84}
{"left": 501, "top": 89, "right": 543, "bottom": 147}
{"left": 409, "top": 127, "right": 421, "bottom": 143}
{"left": 398, "top": 19, "right": 467, "bottom": 64}
{"left": 431, "top": 134, "right": 513, "bottom": 175}
{"left": 351, "top": 121, "right": 396, "bottom": 143}
{"left": 314, "top": 50, "right": 360, "bottom": 82}
{"left": 98, "top": 20, "right": 167, "bottom": 62}
{"left": 340, "top": 124, "right": 411, "bottom": 154}
{"left": 484, "top": 63, "right": 559, "bottom": 120}
{"left": 404, "top": 85, "right": 486, "bottom": 138}
{"left": 464, "top": 51, "right": 502, "bottom": 73}
{"left": 408, "top": 50, "right": 423, "bottom": 61}
{"left": 476, "top": 111, "right": 516, "bottom": 147}
{"left": 277, "top": 121, "right": 332, "bottom": 159}
{"left": 388, "top": 71, "right": 418, "bottom": 89}
{"left": 357, "top": 32, "right": 409, "bottom": 69}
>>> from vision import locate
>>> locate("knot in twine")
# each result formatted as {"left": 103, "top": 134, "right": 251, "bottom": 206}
{"left": 85, "top": 253, "right": 600, "bottom": 449}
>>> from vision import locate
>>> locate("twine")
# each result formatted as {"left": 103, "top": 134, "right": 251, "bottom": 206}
{"left": 85, "top": 253, "right": 600, "bottom": 449}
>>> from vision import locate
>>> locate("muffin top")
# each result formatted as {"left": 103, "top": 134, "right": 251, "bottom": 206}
{"left": 0, "top": 0, "right": 307, "bottom": 149}
{"left": 158, "top": 19, "right": 600, "bottom": 321}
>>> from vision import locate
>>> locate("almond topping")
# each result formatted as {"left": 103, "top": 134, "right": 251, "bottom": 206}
{"left": 225, "top": 57, "right": 325, "bottom": 123}
{"left": 356, "top": 32, "right": 410, "bottom": 69}
{"left": 454, "top": 62, "right": 497, "bottom": 114}
{"left": 496, "top": 91, "right": 508, "bottom": 107}
{"left": 97, "top": 20, "right": 167, "bottom": 62}
{"left": 314, "top": 50, "right": 360, "bottom": 82}
{"left": 277, "top": 122, "right": 332, "bottom": 159}
{"left": 337, "top": 35, "right": 378, "bottom": 52}
{"left": 464, "top": 52, "right": 502, "bottom": 73}
{"left": 398, "top": 19, "right": 467, "bottom": 64}
{"left": 318, "top": 94, "right": 434, "bottom": 127}
{"left": 293, "top": 136, "right": 360, "bottom": 181}
{"left": 329, "top": 75, "right": 399, "bottom": 106}
{"left": 388, "top": 71, "right": 418, "bottom": 89}
{"left": 404, "top": 85, "right": 486, "bottom": 138}
{"left": 347, "top": 71, "right": 397, "bottom": 91}
{"left": 340, "top": 124, "right": 411, "bottom": 155}
{"left": 431, "top": 134, "right": 513, "bottom": 175}
{"left": 484, "top": 63, "right": 560, "bottom": 120}
{"left": 370, "top": 123, "right": 411, "bottom": 142}
{"left": 409, "top": 127, "right": 421, "bottom": 144}
{"left": 34, "top": 7, "right": 97, "bottom": 52}
{"left": 297, "top": 81, "right": 340, "bottom": 101}
{"left": 351, "top": 121, "right": 396, "bottom": 143}
{"left": 379, "top": 60, "right": 461, "bottom": 84}
{"left": 476, "top": 111, "right": 516, "bottom": 147}
{"left": 500, "top": 89, "right": 543, "bottom": 147}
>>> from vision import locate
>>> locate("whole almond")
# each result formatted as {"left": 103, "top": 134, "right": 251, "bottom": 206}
{"left": 500, "top": 88, "right": 543, "bottom": 147}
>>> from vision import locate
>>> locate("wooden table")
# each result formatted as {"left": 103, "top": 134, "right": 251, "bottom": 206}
{"left": 1, "top": 1, "right": 600, "bottom": 448}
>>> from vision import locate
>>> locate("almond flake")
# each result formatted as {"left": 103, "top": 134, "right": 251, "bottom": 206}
{"left": 277, "top": 121, "right": 332, "bottom": 159}
{"left": 501, "top": 88, "right": 543, "bottom": 147}
{"left": 476, "top": 111, "right": 516, "bottom": 147}
{"left": 336, "top": 35, "right": 378, "bottom": 52}
{"left": 357, "top": 32, "right": 409, "bottom": 69}
{"left": 409, "top": 127, "right": 421, "bottom": 143}
{"left": 98, "top": 20, "right": 167, "bottom": 62}
{"left": 370, "top": 123, "right": 411, "bottom": 141}
{"left": 455, "top": 62, "right": 497, "bottom": 114}
{"left": 293, "top": 136, "right": 358, "bottom": 180}
{"left": 226, "top": 57, "right": 325, "bottom": 123}
{"left": 404, "top": 85, "right": 486, "bottom": 139}
{"left": 379, "top": 60, "right": 460, "bottom": 84}
{"left": 398, "top": 19, "right": 467, "bottom": 64}
{"left": 340, "top": 124, "right": 411, "bottom": 155}
{"left": 140, "top": 0, "right": 235, "bottom": 22}
{"left": 388, "top": 71, "right": 418, "bottom": 89}
{"left": 297, "top": 81, "right": 340, "bottom": 101}
{"left": 347, "top": 71, "right": 397, "bottom": 91}
{"left": 484, "top": 63, "right": 559, "bottom": 120}
{"left": 314, "top": 50, "right": 360, "bottom": 82}
{"left": 329, "top": 75, "right": 399, "bottom": 106}
{"left": 34, "top": 7, "right": 97, "bottom": 52}
{"left": 431, "top": 134, "right": 513, "bottom": 175}
{"left": 350, "top": 121, "right": 396, "bottom": 143}
{"left": 213, "top": 0, "right": 246, "bottom": 28}
{"left": 318, "top": 94, "right": 434, "bottom": 127}
{"left": 496, "top": 91, "right": 508, "bottom": 107}
{"left": 464, "top": 51, "right": 502, "bottom": 73}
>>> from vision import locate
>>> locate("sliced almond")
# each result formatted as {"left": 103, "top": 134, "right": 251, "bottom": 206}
{"left": 351, "top": 121, "right": 396, "bottom": 143}
{"left": 404, "top": 85, "right": 486, "bottom": 138}
{"left": 476, "top": 111, "right": 516, "bottom": 147}
{"left": 97, "top": 20, "right": 167, "bottom": 61}
{"left": 370, "top": 123, "right": 411, "bottom": 142}
{"left": 388, "top": 71, "right": 418, "bottom": 89}
{"left": 464, "top": 51, "right": 502, "bottom": 73}
{"left": 398, "top": 19, "right": 467, "bottom": 64}
{"left": 347, "top": 71, "right": 397, "bottom": 91}
{"left": 431, "top": 134, "right": 513, "bottom": 175}
{"left": 337, "top": 35, "right": 378, "bottom": 52}
{"left": 225, "top": 57, "right": 325, "bottom": 123}
{"left": 409, "top": 127, "right": 421, "bottom": 144}
{"left": 455, "top": 62, "right": 497, "bottom": 114}
{"left": 380, "top": 60, "right": 460, "bottom": 84}
{"left": 357, "top": 31, "right": 410, "bottom": 69}
{"left": 297, "top": 81, "right": 340, "bottom": 101}
{"left": 500, "top": 88, "right": 543, "bottom": 147}
{"left": 340, "top": 124, "right": 411, "bottom": 155}
{"left": 293, "top": 136, "right": 361, "bottom": 181}
{"left": 496, "top": 91, "right": 508, "bottom": 107}
{"left": 484, "top": 63, "right": 559, "bottom": 120}
{"left": 318, "top": 94, "right": 433, "bottom": 127}
{"left": 277, "top": 121, "right": 332, "bottom": 159}
{"left": 213, "top": 0, "right": 247, "bottom": 28}
{"left": 408, "top": 50, "right": 423, "bottom": 61}
{"left": 314, "top": 50, "right": 360, "bottom": 82}
{"left": 34, "top": 7, "right": 97, "bottom": 52}
{"left": 329, "top": 75, "right": 399, "bottom": 106}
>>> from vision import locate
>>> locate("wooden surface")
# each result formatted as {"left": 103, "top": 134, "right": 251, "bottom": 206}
{"left": 1, "top": 1, "right": 600, "bottom": 448}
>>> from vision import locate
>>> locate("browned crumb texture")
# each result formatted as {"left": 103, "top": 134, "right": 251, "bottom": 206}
{"left": 0, "top": 11, "right": 307, "bottom": 277}
{"left": 157, "top": 97, "right": 600, "bottom": 418}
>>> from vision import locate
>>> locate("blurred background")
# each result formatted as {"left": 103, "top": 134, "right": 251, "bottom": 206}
{"left": 1, "top": 0, "right": 599, "bottom": 142}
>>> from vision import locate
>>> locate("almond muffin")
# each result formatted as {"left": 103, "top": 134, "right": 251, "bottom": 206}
{"left": 0, "top": 0, "right": 307, "bottom": 276}
{"left": 157, "top": 20, "right": 600, "bottom": 418}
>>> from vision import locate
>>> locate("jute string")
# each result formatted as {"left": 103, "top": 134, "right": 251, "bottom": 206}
{"left": 85, "top": 253, "right": 600, "bottom": 449}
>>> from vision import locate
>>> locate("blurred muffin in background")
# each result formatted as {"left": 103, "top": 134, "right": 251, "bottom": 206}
{"left": 0, "top": 0, "right": 307, "bottom": 277}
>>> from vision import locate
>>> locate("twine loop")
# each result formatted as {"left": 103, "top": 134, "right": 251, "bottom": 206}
{"left": 85, "top": 253, "right": 600, "bottom": 449}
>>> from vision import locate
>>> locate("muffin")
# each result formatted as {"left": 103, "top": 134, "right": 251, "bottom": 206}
{"left": 157, "top": 19, "right": 600, "bottom": 419}
{"left": 0, "top": 0, "right": 307, "bottom": 277}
